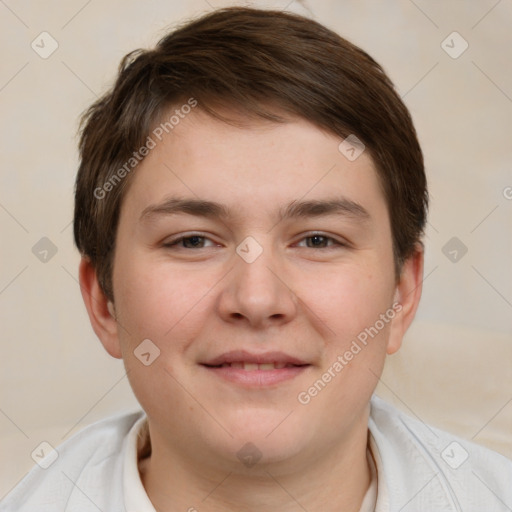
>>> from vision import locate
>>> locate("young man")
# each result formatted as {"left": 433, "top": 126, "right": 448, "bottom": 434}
{"left": 2, "top": 6, "right": 511, "bottom": 512}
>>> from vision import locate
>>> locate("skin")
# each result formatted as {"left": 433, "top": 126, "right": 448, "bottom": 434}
{"left": 80, "top": 107, "right": 423, "bottom": 512}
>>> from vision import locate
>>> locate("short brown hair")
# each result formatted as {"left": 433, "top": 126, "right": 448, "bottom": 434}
{"left": 74, "top": 6, "right": 428, "bottom": 302}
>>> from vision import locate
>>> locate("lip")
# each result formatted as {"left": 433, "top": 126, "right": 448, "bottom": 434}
{"left": 200, "top": 350, "right": 311, "bottom": 387}
{"left": 201, "top": 349, "right": 309, "bottom": 366}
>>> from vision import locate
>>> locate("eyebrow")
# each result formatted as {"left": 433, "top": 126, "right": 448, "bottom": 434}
{"left": 139, "top": 196, "right": 371, "bottom": 224}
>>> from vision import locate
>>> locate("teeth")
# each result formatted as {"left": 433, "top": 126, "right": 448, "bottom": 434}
{"left": 218, "top": 362, "right": 297, "bottom": 370}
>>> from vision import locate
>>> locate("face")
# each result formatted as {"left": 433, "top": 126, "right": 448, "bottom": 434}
{"left": 86, "top": 107, "right": 421, "bottom": 471}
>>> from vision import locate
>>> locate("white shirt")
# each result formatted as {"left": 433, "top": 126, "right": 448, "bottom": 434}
{"left": 2, "top": 395, "right": 511, "bottom": 511}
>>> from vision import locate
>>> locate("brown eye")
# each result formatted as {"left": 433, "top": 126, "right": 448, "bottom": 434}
{"left": 164, "top": 234, "right": 216, "bottom": 249}
{"left": 296, "top": 233, "right": 344, "bottom": 249}
{"left": 306, "top": 235, "right": 330, "bottom": 248}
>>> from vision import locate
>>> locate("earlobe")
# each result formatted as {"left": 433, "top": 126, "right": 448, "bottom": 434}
{"left": 78, "top": 257, "right": 122, "bottom": 359}
{"left": 386, "top": 245, "right": 424, "bottom": 355}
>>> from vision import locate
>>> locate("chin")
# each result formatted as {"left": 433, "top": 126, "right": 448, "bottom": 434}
{"left": 225, "top": 409, "right": 305, "bottom": 453}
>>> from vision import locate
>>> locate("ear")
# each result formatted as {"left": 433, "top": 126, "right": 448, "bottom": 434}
{"left": 78, "top": 256, "right": 122, "bottom": 359}
{"left": 386, "top": 244, "right": 424, "bottom": 355}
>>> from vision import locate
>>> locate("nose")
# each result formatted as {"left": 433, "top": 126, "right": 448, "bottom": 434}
{"left": 216, "top": 240, "right": 298, "bottom": 329}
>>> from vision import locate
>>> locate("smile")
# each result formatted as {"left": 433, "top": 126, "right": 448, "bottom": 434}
{"left": 208, "top": 362, "right": 302, "bottom": 370}
{"left": 200, "top": 350, "right": 312, "bottom": 386}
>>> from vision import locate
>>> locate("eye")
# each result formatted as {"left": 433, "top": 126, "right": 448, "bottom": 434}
{"left": 163, "top": 232, "right": 345, "bottom": 250}
{"left": 296, "top": 233, "right": 345, "bottom": 249}
{"left": 163, "top": 234, "right": 217, "bottom": 249}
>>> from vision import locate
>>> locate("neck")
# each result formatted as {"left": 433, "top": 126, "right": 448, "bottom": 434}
{"left": 139, "top": 410, "right": 371, "bottom": 512}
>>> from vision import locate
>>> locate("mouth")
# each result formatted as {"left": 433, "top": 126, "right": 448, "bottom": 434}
{"left": 200, "top": 350, "right": 311, "bottom": 387}
{"left": 203, "top": 361, "right": 304, "bottom": 370}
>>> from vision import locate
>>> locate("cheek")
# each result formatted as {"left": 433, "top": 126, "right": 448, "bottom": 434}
{"left": 296, "top": 268, "right": 394, "bottom": 415}
{"left": 112, "top": 258, "right": 211, "bottom": 419}
{"left": 301, "top": 262, "right": 394, "bottom": 342}
{"left": 113, "top": 255, "right": 217, "bottom": 347}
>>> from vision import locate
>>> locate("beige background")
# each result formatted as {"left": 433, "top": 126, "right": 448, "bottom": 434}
{"left": 1, "top": 0, "right": 511, "bottom": 498}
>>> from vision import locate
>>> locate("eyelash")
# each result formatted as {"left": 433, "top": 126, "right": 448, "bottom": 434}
{"left": 164, "top": 232, "right": 346, "bottom": 250}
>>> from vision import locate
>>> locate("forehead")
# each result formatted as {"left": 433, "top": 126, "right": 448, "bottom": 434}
{"left": 120, "top": 107, "right": 389, "bottom": 227}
